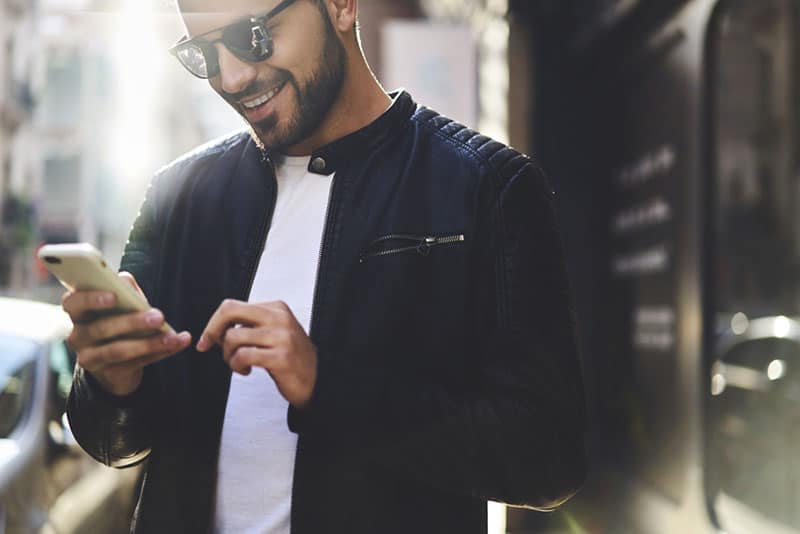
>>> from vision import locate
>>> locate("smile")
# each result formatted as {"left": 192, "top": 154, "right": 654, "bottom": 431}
{"left": 241, "top": 82, "right": 286, "bottom": 110}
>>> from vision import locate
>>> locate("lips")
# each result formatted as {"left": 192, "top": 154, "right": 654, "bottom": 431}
{"left": 239, "top": 81, "right": 287, "bottom": 122}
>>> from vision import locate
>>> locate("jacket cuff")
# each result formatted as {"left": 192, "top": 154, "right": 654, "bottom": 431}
{"left": 78, "top": 366, "right": 149, "bottom": 409}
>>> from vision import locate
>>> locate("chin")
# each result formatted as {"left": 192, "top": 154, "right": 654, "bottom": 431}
{"left": 250, "top": 126, "right": 293, "bottom": 154}
{"left": 254, "top": 115, "right": 307, "bottom": 153}
{"left": 248, "top": 116, "right": 281, "bottom": 147}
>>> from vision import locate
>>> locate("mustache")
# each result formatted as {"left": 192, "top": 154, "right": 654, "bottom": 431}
{"left": 222, "top": 74, "right": 292, "bottom": 104}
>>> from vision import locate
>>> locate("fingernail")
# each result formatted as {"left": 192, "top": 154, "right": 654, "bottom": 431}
{"left": 163, "top": 334, "right": 178, "bottom": 346}
{"left": 178, "top": 332, "right": 191, "bottom": 344}
{"left": 196, "top": 334, "right": 207, "bottom": 351}
{"left": 97, "top": 293, "right": 114, "bottom": 306}
{"left": 145, "top": 310, "right": 163, "bottom": 326}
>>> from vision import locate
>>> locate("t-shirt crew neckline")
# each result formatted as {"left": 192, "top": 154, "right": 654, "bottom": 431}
{"left": 278, "top": 155, "right": 312, "bottom": 169}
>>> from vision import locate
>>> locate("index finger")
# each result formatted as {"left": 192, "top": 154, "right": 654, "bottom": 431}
{"left": 197, "top": 300, "right": 275, "bottom": 352}
{"left": 62, "top": 290, "right": 118, "bottom": 322}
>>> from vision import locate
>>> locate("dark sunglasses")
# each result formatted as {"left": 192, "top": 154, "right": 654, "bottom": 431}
{"left": 169, "top": 0, "right": 297, "bottom": 79}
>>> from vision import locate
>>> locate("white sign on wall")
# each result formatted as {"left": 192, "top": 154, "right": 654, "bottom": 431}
{"left": 381, "top": 21, "right": 478, "bottom": 129}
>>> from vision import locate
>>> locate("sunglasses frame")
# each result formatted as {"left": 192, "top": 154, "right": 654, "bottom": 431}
{"left": 169, "top": 0, "right": 298, "bottom": 79}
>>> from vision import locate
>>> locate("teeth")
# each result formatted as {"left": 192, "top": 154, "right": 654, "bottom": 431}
{"left": 242, "top": 85, "right": 282, "bottom": 110}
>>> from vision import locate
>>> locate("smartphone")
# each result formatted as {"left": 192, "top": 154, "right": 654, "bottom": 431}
{"left": 37, "top": 243, "right": 174, "bottom": 334}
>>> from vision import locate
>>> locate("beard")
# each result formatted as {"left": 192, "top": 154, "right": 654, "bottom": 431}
{"left": 247, "top": 16, "right": 346, "bottom": 153}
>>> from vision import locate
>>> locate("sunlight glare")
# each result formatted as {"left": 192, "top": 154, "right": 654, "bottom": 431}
{"left": 111, "top": 0, "right": 162, "bottom": 187}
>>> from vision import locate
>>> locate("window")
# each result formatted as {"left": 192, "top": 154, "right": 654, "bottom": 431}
{"left": 40, "top": 47, "right": 82, "bottom": 129}
{"left": 41, "top": 155, "right": 81, "bottom": 224}
{"left": 707, "top": 0, "right": 800, "bottom": 531}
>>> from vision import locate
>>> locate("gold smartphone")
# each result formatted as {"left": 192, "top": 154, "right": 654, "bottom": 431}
{"left": 37, "top": 243, "right": 173, "bottom": 334}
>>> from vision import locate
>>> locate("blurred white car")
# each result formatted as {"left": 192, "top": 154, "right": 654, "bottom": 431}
{"left": 0, "top": 297, "right": 139, "bottom": 534}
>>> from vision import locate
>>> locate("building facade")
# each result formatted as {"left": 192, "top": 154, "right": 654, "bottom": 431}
{"left": 0, "top": 0, "right": 35, "bottom": 291}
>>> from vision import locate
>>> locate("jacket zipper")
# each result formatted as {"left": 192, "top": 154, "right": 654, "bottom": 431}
{"left": 359, "top": 233, "right": 465, "bottom": 263}
{"left": 243, "top": 154, "right": 278, "bottom": 300}
{"left": 308, "top": 173, "right": 338, "bottom": 339}
{"left": 213, "top": 152, "right": 277, "bottom": 533}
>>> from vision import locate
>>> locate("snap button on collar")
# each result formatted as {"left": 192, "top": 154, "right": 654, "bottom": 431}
{"left": 310, "top": 156, "right": 327, "bottom": 174}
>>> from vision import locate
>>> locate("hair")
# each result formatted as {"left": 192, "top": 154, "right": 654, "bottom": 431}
{"left": 175, "top": 0, "right": 360, "bottom": 44}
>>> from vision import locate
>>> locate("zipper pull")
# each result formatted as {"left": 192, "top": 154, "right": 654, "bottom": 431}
{"left": 416, "top": 236, "right": 437, "bottom": 256}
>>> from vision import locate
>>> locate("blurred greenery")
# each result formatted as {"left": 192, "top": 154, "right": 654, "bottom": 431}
{"left": 2, "top": 194, "right": 35, "bottom": 249}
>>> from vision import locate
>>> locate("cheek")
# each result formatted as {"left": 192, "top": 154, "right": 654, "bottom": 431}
{"left": 268, "top": 21, "right": 327, "bottom": 77}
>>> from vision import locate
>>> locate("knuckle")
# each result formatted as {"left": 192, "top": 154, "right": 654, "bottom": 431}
{"left": 277, "top": 328, "right": 292, "bottom": 345}
{"left": 102, "top": 343, "right": 123, "bottom": 364}
{"left": 276, "top": 346, "right": 290, "bottom": 362}
{"left": 66, "top": 330, "right": 80, "bottom": 351}
{"left": 82, "top": 345, "right": 107, "bottom": 369}
{"left": 64, "top": 328, "right": 84, "bottom": 352}
{"left": 222, "top": 338, "right": 235, "bottom": 357}
{"left": 274, "top": 353, "right": 289, "bottom": 370}
{"left": 237, "top": 346, "right": 256, "bottom": 362}
{"left": 100, "top": 345, "right": 116, "bottom": 364}
{"left": 88, "top": 320, "right": 109, "bottom": 340}
{"left": 61, "top": 293, "right": 80, "bottom": 316}
{"left": 226, "top": 327, "right": 243, "bottom": 343}
{"left": 149, "top": 336, "right": 166, "bottom": 354}
{"left": 76, "top": 349, "right": 94, "bottom": 370}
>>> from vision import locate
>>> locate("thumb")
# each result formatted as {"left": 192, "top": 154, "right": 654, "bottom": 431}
{"left": 118, "top": 271, "right": 147, "bottom": 301}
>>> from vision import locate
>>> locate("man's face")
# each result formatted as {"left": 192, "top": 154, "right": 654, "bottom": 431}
{"left": 180, "top": 0, "right": 346, "bottom": 152}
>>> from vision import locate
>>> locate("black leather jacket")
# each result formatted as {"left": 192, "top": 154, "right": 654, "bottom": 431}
{"left": 67, "top": 91, "right": 587, "bottom": 533}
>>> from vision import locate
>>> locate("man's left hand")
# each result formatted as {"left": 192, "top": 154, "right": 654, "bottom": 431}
{"left": 197, "top": 300, "right": 317, "bottom": 408}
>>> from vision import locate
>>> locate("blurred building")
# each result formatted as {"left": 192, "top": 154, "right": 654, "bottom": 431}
{"left": 366, "top": 0, "right": 517, "bottom": 149}
{"left": 0, "top": 0, "right": 35, "bottom": 291}
{"left": 2, "top": 0, "right": 242, "bottom": 299}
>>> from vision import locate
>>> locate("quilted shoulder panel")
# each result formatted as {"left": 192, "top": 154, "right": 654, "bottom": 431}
{"left": 411, "top": 106, "right": 542, "bottom": 186}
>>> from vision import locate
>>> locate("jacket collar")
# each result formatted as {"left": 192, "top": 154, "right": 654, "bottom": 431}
{"left": 258, "top": 90, "right": 417, "bottom": 175}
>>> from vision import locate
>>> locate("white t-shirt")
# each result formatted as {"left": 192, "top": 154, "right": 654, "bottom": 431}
{"left": 214, "top": 155, "right": 334, "bottom": 533}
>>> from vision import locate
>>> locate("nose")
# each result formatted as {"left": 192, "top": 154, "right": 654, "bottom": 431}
{"left": 216, "top": 44, "right": 258, "bottom": 96}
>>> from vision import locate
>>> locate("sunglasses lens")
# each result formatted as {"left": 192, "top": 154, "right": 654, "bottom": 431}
{"left": 223, "top": 21, "right": 272, "bottom": 61}
{"left": 176, "top": 43, "right": 210, "bottom": 78}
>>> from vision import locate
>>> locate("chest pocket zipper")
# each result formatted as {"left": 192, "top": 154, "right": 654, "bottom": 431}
{"left": 359, "top": 234, "right": 466, "bottom": 263}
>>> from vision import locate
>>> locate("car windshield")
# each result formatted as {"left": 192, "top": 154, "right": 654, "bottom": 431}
{"left": 0, "top": 335, "right": 39, "bottom": 439}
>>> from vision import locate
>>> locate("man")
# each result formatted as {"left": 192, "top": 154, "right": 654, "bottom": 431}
{"left": 63, "top": 0, "right": 587, "bottom": 532}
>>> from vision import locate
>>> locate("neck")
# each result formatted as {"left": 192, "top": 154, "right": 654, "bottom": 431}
{"left": 282, "top": 56, "right": 392, "bottom": 156}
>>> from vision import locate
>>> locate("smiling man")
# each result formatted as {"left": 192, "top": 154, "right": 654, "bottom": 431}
{"left": 62, "top": 0, "right": 587, "bottom": 532}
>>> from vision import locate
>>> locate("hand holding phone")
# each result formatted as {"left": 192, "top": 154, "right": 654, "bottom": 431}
{"left": 39, "top": 243, "right": 192, "bottom": 396}
{"left": 39, "top": 243, "right": 173, "bottom": 332}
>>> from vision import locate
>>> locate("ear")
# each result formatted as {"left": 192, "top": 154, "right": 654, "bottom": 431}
{"left": 327, "top": 0, "right": 357, "bottom": 34}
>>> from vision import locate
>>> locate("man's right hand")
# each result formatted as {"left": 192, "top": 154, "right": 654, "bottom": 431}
{"left": 62, "top": 272, "right": 192, "bottom": 397}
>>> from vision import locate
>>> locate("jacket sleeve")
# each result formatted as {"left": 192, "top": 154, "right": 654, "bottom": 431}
{"left": 65, "top": 176, "right": 163, "bottom": 468}
{"left": 290, "top": 162, "right": 587, "bottom": 510}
